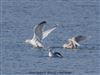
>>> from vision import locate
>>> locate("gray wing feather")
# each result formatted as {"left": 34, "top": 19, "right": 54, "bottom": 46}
{"left": 42, "top": 26, "right": 56, "bottom": 39}
{"left": 75, "top": 35, "right": 86, "bottom": 42}
{"left": 33, "top": 21, "right": 46, "bottom": 41}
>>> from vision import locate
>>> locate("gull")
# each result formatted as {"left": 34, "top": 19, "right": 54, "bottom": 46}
{"left": 48, "top": 49, "right": 63, "bottom": 58}
{"left": 63, "top": 35, "right": 86, "bottom": 49}
{"left": 25, "top": 21, "right": 57, "bottom": 48}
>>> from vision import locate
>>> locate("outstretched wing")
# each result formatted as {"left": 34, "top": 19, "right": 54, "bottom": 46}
{"left": 32, "top": 21, "right": 46, "bottom": 41}
{"left": 42, "top": 26, "right": 56, "bottom": 40}
{"left": 54, "top": 52, "right": 63, "bottom": 57}
{"left": 75, "top": 35, "right": 86, "bottom": 43}
{"left": 69, "top": 38, "right": 80, "bottom": 47}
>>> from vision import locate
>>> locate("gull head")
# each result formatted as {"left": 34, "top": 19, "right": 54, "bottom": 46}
{"left": 48, "top": 49, "right": 52, "bottom": 52}
{"left": 68, "top": 38, "right": 73, "bottom": 42}
{"left": 48, "top": 49, "right": 53, "bottom": 57}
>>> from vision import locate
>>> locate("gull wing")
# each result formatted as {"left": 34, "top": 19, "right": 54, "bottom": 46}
{"left": 69, "top": 38, "right": 80, "bottom": 47}
{"left": 32, "top": 21, "right": 46, "bottom": 41}
{"left": 54, "top": 52, "right": 63, "bottom": 57}
{"left": 75, "top": 35, "right": 86, "bottom": 43}
{"left": 72, "top": 39, "right": 80, "bottom": 46}
{"left": 42, "top": 26, "right": 56, "bottom": 40}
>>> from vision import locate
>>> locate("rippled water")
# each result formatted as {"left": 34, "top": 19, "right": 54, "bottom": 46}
{"left": 1, "top": 0, "right": 100, "bottom": 75}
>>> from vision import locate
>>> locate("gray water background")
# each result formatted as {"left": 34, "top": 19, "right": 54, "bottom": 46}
{"left": 1, "top": 0, "right": 100, "bottom": 75}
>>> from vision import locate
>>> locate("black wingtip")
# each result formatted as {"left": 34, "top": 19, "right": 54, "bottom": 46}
{"left": 39, "top": 21, "right": 47, "bottom": 25}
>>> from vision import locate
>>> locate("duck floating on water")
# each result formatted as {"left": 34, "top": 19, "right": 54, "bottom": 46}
{"left": 48, "top": 49, "right": 63, "bottom": 58}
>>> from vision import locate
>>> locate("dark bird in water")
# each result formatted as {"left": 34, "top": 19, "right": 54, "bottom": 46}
{"left": 48, "top": 49, "right": 63, "bottom": 58}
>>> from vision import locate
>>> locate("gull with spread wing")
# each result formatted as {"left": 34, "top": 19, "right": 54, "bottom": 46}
{"left": 63, "top": 35, "right": 86, "bottom": 49}
{"left": 25, "top": 21, "right": 56, "bottom": 48}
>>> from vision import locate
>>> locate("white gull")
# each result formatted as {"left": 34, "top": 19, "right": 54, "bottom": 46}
{"left": 63, "top": 35, "right": 86, "bottom": 49}
{"left": 25, "top": 21, "right": 56, "bottom": 48}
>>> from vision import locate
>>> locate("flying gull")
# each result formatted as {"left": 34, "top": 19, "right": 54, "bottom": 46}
{"left": 25, "top": 21, "right": 56, "bottom": 48}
